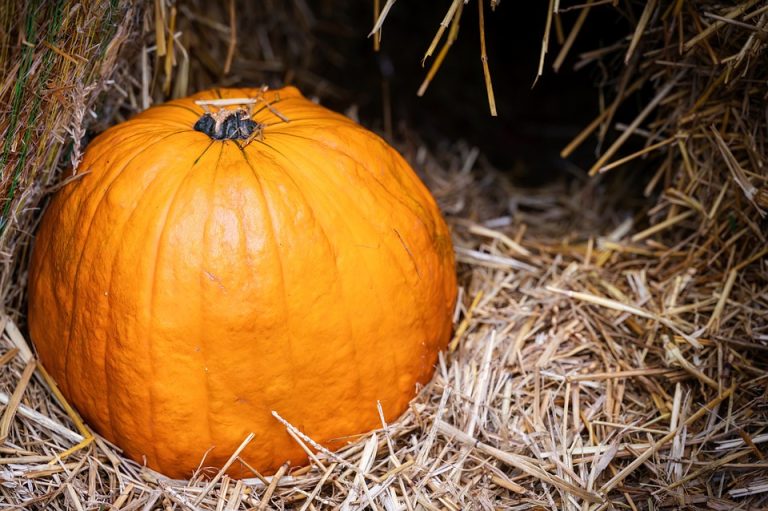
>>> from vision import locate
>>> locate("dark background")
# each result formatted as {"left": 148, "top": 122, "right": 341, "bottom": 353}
{"left": 175, "top": 0, "right": 635, "bottom": 186}
{"left": 305, "top": 1, "right": 632, "bottom": 183}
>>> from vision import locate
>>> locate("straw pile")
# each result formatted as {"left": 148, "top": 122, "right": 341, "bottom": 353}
{"left": 1, "top": 1, "right": 767, "bottom": 509}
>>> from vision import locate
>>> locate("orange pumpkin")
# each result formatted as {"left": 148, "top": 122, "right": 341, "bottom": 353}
{"left": 28, "top": 87, "right": 457, "bottom": 479}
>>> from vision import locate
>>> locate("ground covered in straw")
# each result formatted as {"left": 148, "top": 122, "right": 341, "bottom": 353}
{"left": 1, "top": 141, "right": 767, "bottom": 509}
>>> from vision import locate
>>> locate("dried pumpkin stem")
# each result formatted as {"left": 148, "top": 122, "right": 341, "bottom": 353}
{"left": 194, "top": 108, "right": 261, "bottom": 140}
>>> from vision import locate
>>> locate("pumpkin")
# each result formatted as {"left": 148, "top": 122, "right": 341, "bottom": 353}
{"left": 27, "top": 87, "right": 457, "bottom": 479}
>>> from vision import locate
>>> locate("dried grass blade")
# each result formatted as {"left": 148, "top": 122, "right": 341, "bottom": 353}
{"left": 37, "top": 364, "right": 92, "bottom": 438}
{"left": 223, "top": 0, "right": 237, "bottom": 74}
{"left": 417, "top": 0, "right": 463, "bottom": 97}
{"left": 547, "top": 286, "right": 702, "bottom": 348}
{"left": 65, "top": 482, "right": 86, "bottom": 511}
{"left": 478, "top": 0, "right": 497, "bottom": 116}
{"left": 630, "top": 210, "right": 694, "bottom": 242}
{"left": 422, "top": 0, "right": 462, "bottom": 65}
{"left": 625, "top": 0, "right": 657, "bottom": 63}
{"left": 298, "top": 463, "right": 337, "bottom": 511}
{"left": 154, "top": 0, "right": 167, "bottom": 57}
{"left": 193, "top": 433, "right": 255, "bottom": 505}
{"left": 600, "top": 385, "right": 737, "bottom": 494}
{"left": 0, "top": 358, "right": 35, "bottom": 442}
{"left": 4, "top": 317, "right": 34, "bottom": 362}
{"left": 436, "top": 420, "right": 601, "bottom": 502}
{"left": 705, "top": 269, "right": 738, "bottom": 332}
{"left": 0, "top": 389, "right": 84, "bottom": 442}
{"left": 683, "top": 0, "right": 762, "bottom": 51}
{"left": 588, "top": 75, "right": 680, "bottom": 176}
{"left": 369, "top": 0, "right": 397, "bottom": 38}
{"left": 0, "top": 347, "right": 19, "bottom": 367}
{"left": 553, "top": 0, "right": 594, "bottom": 72}
{"left": 711, "top": 127, "right": 764, "bottom": 216}
{"left": 599, "top": 135, "right": 678, "bottom": 174}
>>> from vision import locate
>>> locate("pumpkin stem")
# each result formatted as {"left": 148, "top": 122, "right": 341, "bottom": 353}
{"left": 194, "top": 109, "right": 261, "bottom": 140}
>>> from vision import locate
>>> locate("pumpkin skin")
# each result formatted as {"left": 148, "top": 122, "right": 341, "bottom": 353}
{"left": 27, "top": 87, "right": 457, "bottom": 479}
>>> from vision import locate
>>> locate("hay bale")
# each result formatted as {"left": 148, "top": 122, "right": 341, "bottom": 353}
{"left": 0, "top": 0, "right": 136, "bottom": 315}
{"left": 1, "top": 1, "right": 766, "bottom": 509}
